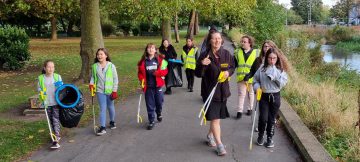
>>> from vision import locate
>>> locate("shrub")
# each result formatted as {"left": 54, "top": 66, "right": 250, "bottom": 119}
{"left": 139, "top": 22, "right": 150, "bottom": 33}
{"left": 118, "top": 22, "right": 132, "bottom": 37}
{"left": 227, "top": 28, "right": 243, "bottom": 48}
{"left": 150, "top": 24, "right": 160, "bottom": 33}
{"left": 325, "top": 26, "right": 354, "bottom": 44}
{"left": 0, "top": 25, "right": 30, "bottom": 70}
{"left": 101, "top": 23, "right": 115, "bottom": 37}
{"left": 132, "top": 28, "right": 139, "bottom": 36}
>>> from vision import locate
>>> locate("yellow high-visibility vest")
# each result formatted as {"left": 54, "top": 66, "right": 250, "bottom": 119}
{"left": 92, "top": 63, "right": 114, "bottom": 94}
{"left": 235, "top": 49, "right": 259, "bottom": 83}
{"left": 38, "top": 73, "right": 60, "bottom": 101}
{"left": 182, "top": 47, "right": 198, "bottom": 70}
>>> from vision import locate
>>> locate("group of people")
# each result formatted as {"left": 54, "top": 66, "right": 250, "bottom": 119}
{"left": 197, "top": 31, "right": 289, "bottom": 155}
{"left": 37, "top": 27, "right": 289, "bottom": 157}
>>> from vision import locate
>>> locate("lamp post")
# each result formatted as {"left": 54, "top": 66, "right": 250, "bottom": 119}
{"left": 308, "top": 0, "right": 312, "bottom": 25}
{"left": 283, "top": 3, "right": 289, "bottom": 26}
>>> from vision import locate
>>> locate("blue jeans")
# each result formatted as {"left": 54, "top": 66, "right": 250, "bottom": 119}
{"left": 145, "top": 87, "right": 164, "bottom": 123}
{"left": 96, "top": 92, "right": 115, "bottom": 127}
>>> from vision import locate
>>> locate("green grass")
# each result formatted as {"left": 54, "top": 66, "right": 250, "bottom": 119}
{"left": 228, "top": 28, "right": 360, "bottom": 161}
{"left": 335, "top": 36, "right": 360, "bottom": 53}
{"left": 0, "top": 119, "right": 48, "bottom": 162}
{"left": 0, "top": 30, "right": 207, "bottom": 161}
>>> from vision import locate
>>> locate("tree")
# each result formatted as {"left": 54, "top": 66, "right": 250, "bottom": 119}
{"left": 78, "top": 0, "right": 104, "bottom": 82}
{"left": 291, "top": 0, "right": 323, "bottom": 24}
{"left": 174, "top": 14, "right": 180, "bottom": 43}
{"left": 161, "top": 18, "right": 171, "bottom": 41}
{"left": 245, "top": 0, "right": 286, "bottom": 45}
{"left": 330, "top": 0, "right": 356, "bottom": 24}
{"left": 287, "top": 9, "right": 304, "bottom": 25}
{"left": 187, "top": 9, "right": 196, "bottom": 39}
{"left": 0, "top": 0, "right": 80, "bottom": 40}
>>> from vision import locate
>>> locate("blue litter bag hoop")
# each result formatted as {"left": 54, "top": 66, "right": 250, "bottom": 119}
{"left": 55, "top": 84, "right": 81, "bottom": 108}
{"left": 168, "top": 59, "right": 183, "bottom": 64}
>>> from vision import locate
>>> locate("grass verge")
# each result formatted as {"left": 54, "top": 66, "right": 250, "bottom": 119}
{"left": 228, "top": 28, "right": 360, "bottom": 161}
{"left": 0, "top": 30, "right": 207, "bottom": 161}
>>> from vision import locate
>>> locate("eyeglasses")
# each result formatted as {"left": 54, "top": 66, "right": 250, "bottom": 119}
{"left": 268, "top": 57, "right": 277, "bottom": 60}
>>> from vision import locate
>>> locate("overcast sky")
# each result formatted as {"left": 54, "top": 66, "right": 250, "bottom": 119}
{"left": 278, "top": 0, "right": 337, "bottom": 8}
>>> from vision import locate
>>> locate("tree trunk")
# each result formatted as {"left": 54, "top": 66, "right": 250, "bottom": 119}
{"left": 67, "top": 20, "right": 74, "bottom": 36}
{"left": 50, "top": 16, "right": 57, "bottom": 40}
{"left": 194, "top": 11, "right": 199, "bottom": 35}
{"left": 59, "top": 18, "right": 67, "bottom": 33}
{"left": 161, "top": 18, "right": 171, "bottom": 42}
{"left": 174, "top": 13, "right": 180, "bottom": 43}
{"left": 187, "top": 9, "right": 196, "bottom": 39}
{"left": 79, "top": 0, "right": 104, "bottom": 83}
{"left": 37, "top": 24, "right": 42, "bottom": 37}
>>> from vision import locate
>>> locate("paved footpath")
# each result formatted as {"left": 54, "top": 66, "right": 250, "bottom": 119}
{"left": 28, "top": 37, "right": 302, "bottom": 162}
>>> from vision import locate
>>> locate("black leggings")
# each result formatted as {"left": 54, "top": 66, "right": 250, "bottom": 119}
{"left": 185, "top": 69, "right": 195, "bottom": 89}
{"left": 257, "top": 92, "right": 281, "bottom": 138}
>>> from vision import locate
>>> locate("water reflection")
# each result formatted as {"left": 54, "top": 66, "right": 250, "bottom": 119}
{"left": 322, "top": 45, "right": 360, "bottom": 72}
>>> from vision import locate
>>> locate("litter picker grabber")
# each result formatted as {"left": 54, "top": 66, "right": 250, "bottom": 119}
{"left": 91, "top": 87, "right": 98, "bottom": 134}
{"left": 249, "top": 88, "right": 262, "bottom": 150}
{"left": 137, "top": 93, "right": 143, "bottom": 123}
{"left": 198, "top": 71, "right": 230, "bottom": 126}
{"left": 137, "top": 79, "right": 145, "bottom": 123}
{"left": 246, "top": 82, "right": 253, "bottom": 122}
{"left": 40, "top": 88, "right": 58, "bottom": 143}
{"left": 198, "top": 82, "right": 218, "bottom": 126}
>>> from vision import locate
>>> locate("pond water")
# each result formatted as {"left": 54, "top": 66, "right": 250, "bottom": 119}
{"left": 321, "top": 45, "right": 360, "bottom": 72}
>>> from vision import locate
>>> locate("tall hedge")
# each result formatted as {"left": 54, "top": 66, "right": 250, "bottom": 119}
{"left": 0, "top": 25, "right": 31, "bottom": 70}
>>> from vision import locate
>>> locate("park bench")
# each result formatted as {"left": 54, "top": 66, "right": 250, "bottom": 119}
{"left": 23, "top": 95, "right": 44, "bottom": 116}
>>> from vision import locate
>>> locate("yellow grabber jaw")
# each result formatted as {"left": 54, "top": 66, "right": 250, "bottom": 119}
{"left": 137, "top": 115, "right": 143, "bottom": 123}
{"left": 217, "top": 71, "right": 230, "bottom": 83}
{"left": 256, "top": 88, "right": 262, "bottom": 101}
{"left": 201, "top": 108, "right": 207, "bottom": 125}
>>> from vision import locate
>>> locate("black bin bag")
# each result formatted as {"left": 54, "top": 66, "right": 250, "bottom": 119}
{"left": 55, "top": 84, "right": 84, "bottom": 128}
{"left": 165, "top": 60, "right": 183, "bottom": 88}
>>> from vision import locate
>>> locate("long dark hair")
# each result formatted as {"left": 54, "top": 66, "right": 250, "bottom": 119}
{"left": 141, "top": 43, "right": 158, "bottom": 60}
{"left": 206, "top": 31, "right": 224, "bottom": 53}
{"left": 159, "top": 39, "right": 173, "bottom": 51}
{"left": 41, "top": 60, "right": 54, "bottom": 74}
{"left": 94, "top": 48, "right": 111, "bottom": 63}
{"left": 262, "top": 48, "right": 290, "bottom": 72}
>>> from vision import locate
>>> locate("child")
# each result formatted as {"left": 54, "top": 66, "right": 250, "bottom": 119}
{"left": 137, "top": 43, "right": 168, "bottom": 130}
{"left": 159, "top": 39, "right": 177, "bottom": 94}
{"left": 181, "top": 37, "right": 198, "bottom": 92}
{"left": 253, "top": 48, "right": 289, "bottom": 148}
{"left": 89, "top": 48, "right": 119, "bottom": 136}
{"left": 37, "top": 60, "right": 63, "bottom": 149}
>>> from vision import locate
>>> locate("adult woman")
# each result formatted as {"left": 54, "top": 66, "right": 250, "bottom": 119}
{"left": 159, "top": 39, "right": 177, "bottom": 94}
{"left": 195, "top": 31, "right": 235, "bottom": 156}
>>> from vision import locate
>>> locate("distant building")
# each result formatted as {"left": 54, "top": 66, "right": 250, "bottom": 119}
{"left": 349, "top": 2, "right": 360, "bottom": 25}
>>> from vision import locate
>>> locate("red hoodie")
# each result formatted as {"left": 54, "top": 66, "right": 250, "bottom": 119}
{"left": 137, "top": 55, "right": 168, "bottom": 92}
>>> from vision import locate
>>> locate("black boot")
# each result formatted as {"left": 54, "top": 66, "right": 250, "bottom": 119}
{"left": 265, "top": 136, "right": 274, "bottom": 148}
{"left": 188, "top": 85, "right": 193, "bottom": 92}
{"left": 165, "top": 87, "right": 172, "bottom": 95}
{"left": 246, "top": 110, "right": 252, "bottom": 116}
{"left": 157, "top": 113, "right": 163, "bottom": 122}
{"left": 236, "top": 112, "right": 242, "bottom": 119}
{"left": 257, "top": 134, "right": 265, "bottom": 146}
